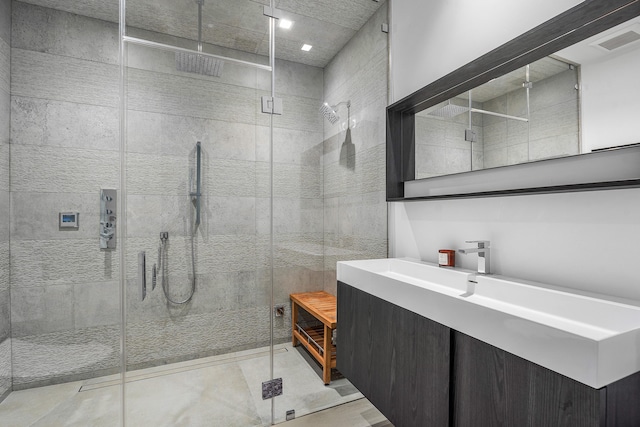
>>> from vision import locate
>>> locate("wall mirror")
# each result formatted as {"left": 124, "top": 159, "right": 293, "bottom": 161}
{"left": 387, "top": 0, "right": 640, "bottom": 200}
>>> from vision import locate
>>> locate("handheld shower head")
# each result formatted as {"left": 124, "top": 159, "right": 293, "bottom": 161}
{"left": 320, "top": 102, "right": 340, "bottom": 124}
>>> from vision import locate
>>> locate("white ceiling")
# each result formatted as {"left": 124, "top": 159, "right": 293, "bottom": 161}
{"left": 18, "top": 0, "right": 385, "bottom": 68}
{"left": 556, "top": 16, "right": 640, "bottom": 65}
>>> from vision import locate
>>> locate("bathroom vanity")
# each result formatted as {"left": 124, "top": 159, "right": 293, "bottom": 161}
{"left": 336, "top": 258, "right": 640, "bottom": 427}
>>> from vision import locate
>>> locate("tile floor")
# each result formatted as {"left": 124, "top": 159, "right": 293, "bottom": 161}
{"left": 286, "top": 399, "right": 391, "bottom": 426}
{"left": 0, "top": 343, "right": 386, "bottom": 426}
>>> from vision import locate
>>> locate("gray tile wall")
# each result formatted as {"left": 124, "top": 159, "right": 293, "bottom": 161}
{"left": 9, "top": 1, "right": 121, "bottom": 389}
{"left": 322, "top": 2, "right": 388, "bottom": 294}
{"left": 0, "top": 0, "right": 11, "bottom": 402}
{"left": 9, "top": 1, "right": 324, "bottom": 387}
{"left": 124, "top": 28, "right": 324, "bottom": 368}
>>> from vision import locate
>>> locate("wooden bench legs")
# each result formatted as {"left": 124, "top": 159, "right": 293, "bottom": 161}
{"left": 290, "top": 291, "right": 337, "bottom": 385}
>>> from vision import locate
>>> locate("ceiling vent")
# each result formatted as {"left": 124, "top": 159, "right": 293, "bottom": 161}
{"left": 592, "top": 23, "right": 640, "bottom": 52}
{"left": 598, "top": 30, "right": 640, "bottom": 50}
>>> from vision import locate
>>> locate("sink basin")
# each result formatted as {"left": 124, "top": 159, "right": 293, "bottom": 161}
{"left": 337, "top": 258, "right": 640, "bottom": 388}
{"left": 470, "top": 275, "right": 640, "bottom": 340}
{"left": 339, "top": 257, "right": 471, "bottom": 294}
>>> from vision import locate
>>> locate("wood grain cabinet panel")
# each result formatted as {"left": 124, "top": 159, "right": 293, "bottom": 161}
{"left": 337, "top": 281, "right": 450, "bottom": 427}
{"left": 452, "top": 333, "right": 602, "bottom": 427}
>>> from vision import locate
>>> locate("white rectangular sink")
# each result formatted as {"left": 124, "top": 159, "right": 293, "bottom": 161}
{"left": 337, "top": 258, "right": 640, "bottom": 389}
{"left": 340, "top": 257, "right": 471, "bottom": 294}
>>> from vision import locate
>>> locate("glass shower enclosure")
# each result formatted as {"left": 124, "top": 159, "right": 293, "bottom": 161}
{"left": 120, "top": 0, "right": 280, "bottom": 424}
{"left": 0, "top": 0, "right": 387, "bottom": 424}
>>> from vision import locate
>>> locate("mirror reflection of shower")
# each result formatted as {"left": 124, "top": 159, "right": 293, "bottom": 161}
{"left": 152, "top": 141, "right": 201, "bottom": 305}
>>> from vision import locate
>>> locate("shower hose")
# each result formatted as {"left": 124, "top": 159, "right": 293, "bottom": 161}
{"left": 157, "top": 231, "right": 196, "bottom": 304}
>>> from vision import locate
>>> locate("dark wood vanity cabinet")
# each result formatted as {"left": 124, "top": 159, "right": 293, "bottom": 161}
{"left": 337, "top": 281, "right": 451, "bottom": 427}
{"left": 337, "top": 281, "right": 640, "bottom": 427}
{"left": 452, "top": 333, "right": 602, "bottom": 427}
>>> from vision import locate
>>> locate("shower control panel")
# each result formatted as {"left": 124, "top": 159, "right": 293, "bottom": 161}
{"left": 100, "top": 189, "right": 117, "bottom": 249}
{"left": 59, "top": 212, "right": 79, "bottom": 228}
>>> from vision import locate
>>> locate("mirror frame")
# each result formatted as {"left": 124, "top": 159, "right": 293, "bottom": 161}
{"left": 387, "top": 0, "right": 640, "bottom": 201}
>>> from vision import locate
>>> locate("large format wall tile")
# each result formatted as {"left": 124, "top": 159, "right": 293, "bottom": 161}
{"left": 0, "top": 91, "right": 8, "bottom": 148}
{"left": 11, "top": 145, "right": 119, "bottom": 193}
{"left": 11, "top": 325, "right": 120, "bottom": 389}
{"left": 128, "top": 110, "right": 256, "bottom": 161}
{"left": 10, "top": 192, "right": 102, "bottom": 240}
{"left": 322, "top": 51, "right": 387, "bottom": 142}
{"left": 267, "top": 92, "right": 324, "bottom": 133}
{"left": 10, "top": 285, "right": 74, "bottom": 336}
{"left": 0, "top": 39, "right": 9, "bottom": 95}
{"left": 11, "top": 97, "right": 119, "bottom": 151}
{"left": 0, "top": 289, "right": 9, "bottom": 340}
{"left": 12, "top": 2, "right": 119, "bottom": 64}
{"left": 11, "top": 49, "right": 119, "bottom": 107}
{"left": 0, "top": 338, "right": 11, "bottom": 398}
{"left": 16, "top": 0, "right": 119, "bottom": 27}
{"left": 73, "top": 281, "right": 119, "bottom": 329}
{"left": 125, "top": 307, "right": 273, "bottom": 368}
{"left": 126, "top": 194, "right": 198, "bottom": 238}
{"left": 127, "top": 68, "right": 257, "bottom": 124}
{"left": 0, "top": 0, "right": 10, "bottom": 44}
{"left": 323, "top": 3, "right": 388, "bottom": 97}
{"left": 273, "top": 59, "right": 324, "bottom": 100}
{"left": 0, "top": 143, "right": 7, "bottom": 191}
{"left": 322, "top": 3, "right": 388, "bottom": 295}
{"left": 0, "top": 0, "right": 9, "bottom": 402}
{"left": 0, "top": 242, "right": 8, "bottom": 291}
{"left": 125, "top": 235, "right": 258, "bottom": 280}
{"left": 11, "top": 239, "right": 120, "bottom": 288}
{"left": 256, "top": 126, "right": 323, "bottom": 167}
{"left": 255, "top": 161, "right": 322, "bottom": 199}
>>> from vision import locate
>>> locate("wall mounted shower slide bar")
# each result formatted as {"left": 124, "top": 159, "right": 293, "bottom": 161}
{"left": 190, "top": 141, "right": 202, "bottom": 226}
{"left": 122, "top": 36, "right": 272, "bottom": 72}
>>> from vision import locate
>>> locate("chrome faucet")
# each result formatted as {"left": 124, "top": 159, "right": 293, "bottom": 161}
{"left": 458, "top": 240, "right": 490, "bottom": 274}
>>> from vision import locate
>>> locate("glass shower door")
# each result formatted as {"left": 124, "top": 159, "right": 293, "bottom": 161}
{"left": 120, "top": 0, "right": 277, "bottom": 425}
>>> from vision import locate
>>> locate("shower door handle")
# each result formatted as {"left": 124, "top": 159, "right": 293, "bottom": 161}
{"left": 139, "top": 251, "right": 146, "bottom": 301}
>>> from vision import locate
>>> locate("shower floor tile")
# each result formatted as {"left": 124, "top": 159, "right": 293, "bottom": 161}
{"left": 0, "top": 343, "right": 366, "bottom": 426}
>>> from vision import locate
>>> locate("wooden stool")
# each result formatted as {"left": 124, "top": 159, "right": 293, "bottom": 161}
{"left": 290, "top": 291, "right": 337, "bottom": 385}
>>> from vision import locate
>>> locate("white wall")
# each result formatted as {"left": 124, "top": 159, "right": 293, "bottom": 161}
{"left": 389, "top": 0, "right": 640, "bottom": 301}
{"left": 581, "top": 48, "right": 640, "bottom": 151}
{"left": 390, "top": 189, "right": 640, "bottom": 300}
{"left": 390, "top": 0, "right": 581, "bottom": 102}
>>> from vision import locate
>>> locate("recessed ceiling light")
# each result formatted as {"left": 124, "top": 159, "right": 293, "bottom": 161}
{"left": 301, "top": 44, "right": 312, "bottom": 51}
{"left": 279, "top": 19, "right": 293, "bottom": 30}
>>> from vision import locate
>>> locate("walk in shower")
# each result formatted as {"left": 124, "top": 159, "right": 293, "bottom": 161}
{"left": 0, "top": 0, "right": 389, "bottom": 425}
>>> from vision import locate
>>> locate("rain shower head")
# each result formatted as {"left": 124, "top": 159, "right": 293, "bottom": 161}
{"left": 426, "top": 100, "right": 469, "bottom": 118}
{"left": 175, "top": 0, "right": 224, "bottom": 77}
{"left": 176, "top": 52, "right": 224, "bottom": 77}
{"left": 320, "top": 102, "right": 340, "bottom": 124}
